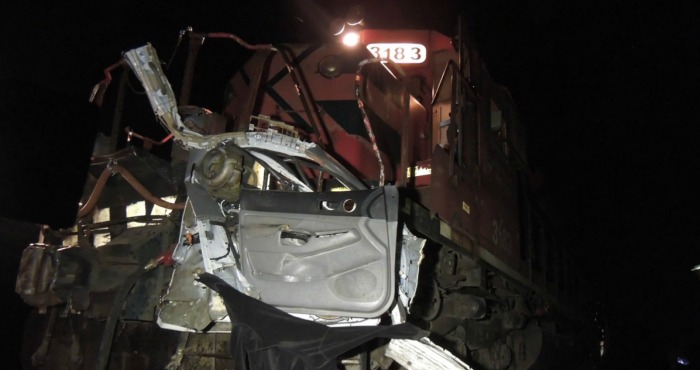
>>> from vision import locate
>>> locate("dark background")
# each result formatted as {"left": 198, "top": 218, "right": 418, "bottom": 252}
{"left": 2, "top": 1, "right": 699, "bottom": 369}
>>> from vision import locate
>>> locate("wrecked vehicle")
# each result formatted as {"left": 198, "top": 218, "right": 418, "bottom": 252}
{"left": 15, "top": 13, "right": 606, "bottom": 370}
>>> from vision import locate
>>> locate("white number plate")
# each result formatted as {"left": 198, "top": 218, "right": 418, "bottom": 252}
{"left": 366, "top": 43, "right": 427, "bottom": 64}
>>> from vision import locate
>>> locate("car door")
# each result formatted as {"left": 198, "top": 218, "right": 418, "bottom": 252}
{"left": 238, "top": 185, "right": 399, "bottom": 318}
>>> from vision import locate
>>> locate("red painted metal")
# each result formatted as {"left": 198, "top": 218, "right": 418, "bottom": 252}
{"left": 221, "top": 28, "right": 527, "bottom": 274}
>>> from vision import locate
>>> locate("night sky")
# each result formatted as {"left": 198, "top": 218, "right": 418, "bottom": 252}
{"left": 2, "top": 1, "right": 699, "bottom": 369}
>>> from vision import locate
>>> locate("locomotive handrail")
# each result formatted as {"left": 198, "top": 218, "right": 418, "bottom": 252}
{"left": 88, "top": 59, "right": 127, "bottom": 108}
{"left": 273, "top": 45, "right": 330, "bottom": 149}
{"left": 175, "top": 29, "right": 277, "bottom": 115}
{"left": 431, "top": 60, "right": 479, "bottom": 107}
{"left": 432, "top": 59, "right": 530, "bottom": 173}
{"left": 354, "top": 58, "right": 412, "bottom": 186}
{"left": 77, "top": 164, "right": 186, "bottom": 219}
{"left": 431, "top": 60, "right": 458, "bottom": 107}
{"left": 355, "top": 59, "right": 388, "bottom": 186}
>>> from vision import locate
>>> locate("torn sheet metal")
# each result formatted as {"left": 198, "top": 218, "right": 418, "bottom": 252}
{"left": 386, "top": 337, "right": 475, "bottom": 370}
{"left": 398, "top": 227, "right": 426, "bottom": 311}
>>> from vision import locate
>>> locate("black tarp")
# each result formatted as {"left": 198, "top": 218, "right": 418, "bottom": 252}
{"left": 198, "top": 273, "right": 428, "bottom": 370}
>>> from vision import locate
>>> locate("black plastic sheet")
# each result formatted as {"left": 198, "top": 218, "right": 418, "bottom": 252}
{"left": 199, "top": 273, "right": 428, "bottom": 370}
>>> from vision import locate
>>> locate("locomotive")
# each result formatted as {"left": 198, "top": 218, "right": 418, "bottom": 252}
{"left": 14, "top": 13, "right": 606, "bottom": 370}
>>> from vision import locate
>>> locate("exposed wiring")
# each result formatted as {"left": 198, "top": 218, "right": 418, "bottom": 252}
{"left": 144, "top": 244, "right": 178, "bottom": 270}
{"left": 165, "top": 26, "right": 193, "bottom": 70}
{"left": 125, "top": 126, "right": 174, "bottom": 151}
